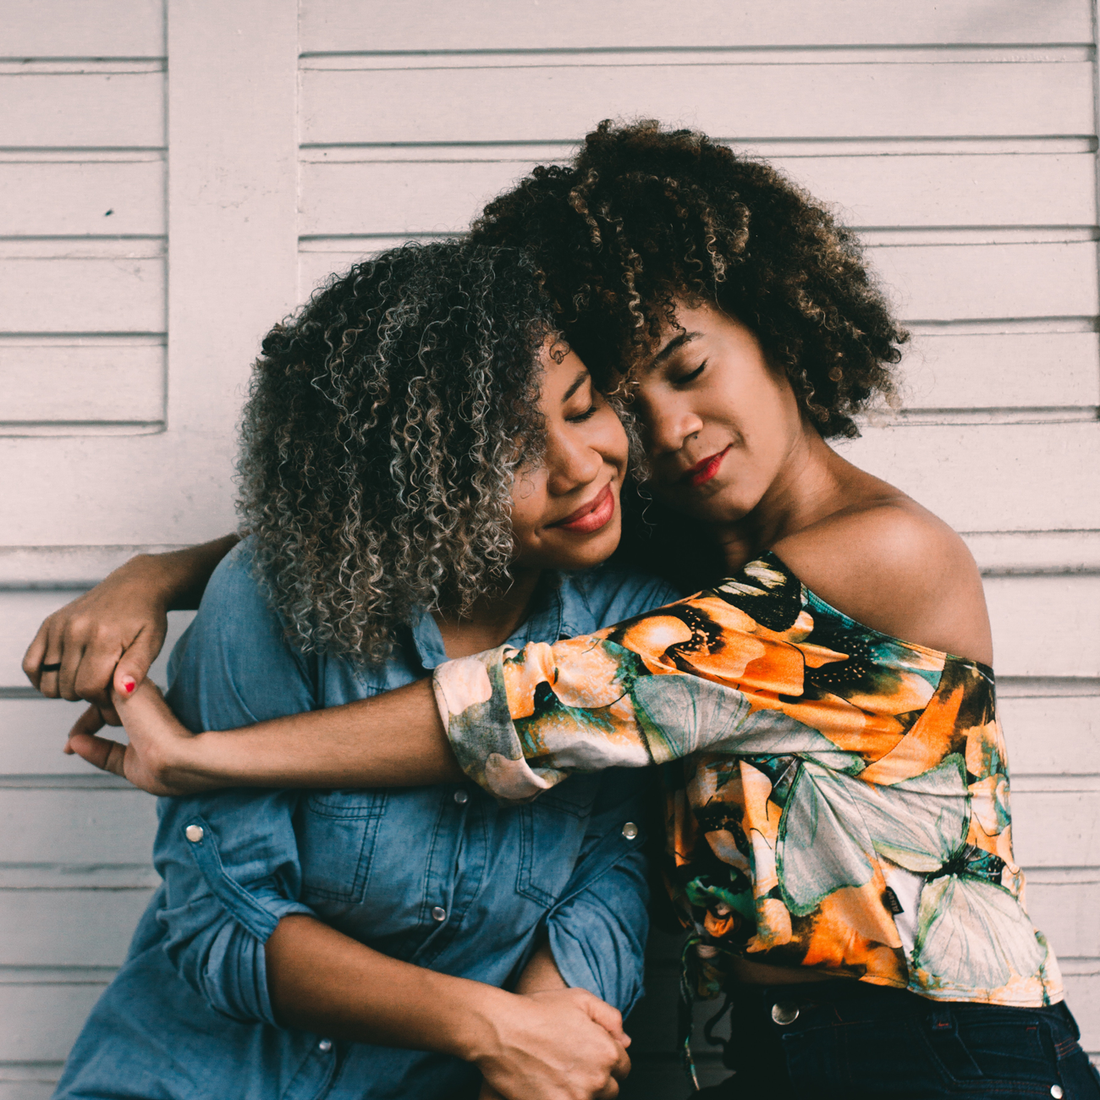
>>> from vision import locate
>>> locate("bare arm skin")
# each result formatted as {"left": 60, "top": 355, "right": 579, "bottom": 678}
{"left": 264, "top": 915, "right": 628, "bottom": 1100}
{"left": 23, "top": 535, "right": 238, "bottom": 720}
{"left": 66, "top": 677, "right": 461, "bottom": 796}
{"left": 65, "top": 497, "right": 993, "bottom": 794}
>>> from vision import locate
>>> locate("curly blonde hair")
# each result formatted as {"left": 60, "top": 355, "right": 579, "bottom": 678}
{"left": 236, "top": 242, "right": 555, "bottom": 663}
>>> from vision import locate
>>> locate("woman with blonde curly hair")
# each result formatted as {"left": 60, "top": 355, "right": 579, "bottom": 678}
{"left": 46, "top": 240, "right": 676, "bottom": 1100}
{"left": 33, "top": 122, "right": 1100, "bottom": 1098}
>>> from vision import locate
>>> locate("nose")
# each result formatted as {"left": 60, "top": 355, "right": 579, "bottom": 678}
{"left": 640, "top": 395, "right": 704, "bottom": 457}
{"left": 545, "top": 426, "right": 603, "bottom": 495}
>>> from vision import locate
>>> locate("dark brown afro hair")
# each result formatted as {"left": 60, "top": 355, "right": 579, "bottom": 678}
{"left": 470, "top": 119, "right": 907, "bottom": 439}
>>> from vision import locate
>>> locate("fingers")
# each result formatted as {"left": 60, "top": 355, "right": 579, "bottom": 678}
{"left": 595, "top": 1077, "right": 621, "bottom": 1100}
{"left": 67, "top": 705, "right": 107, "bottom": 746}
{"left": 609, "top": 1042, "right": 631, "bottom": 1082}
{"left": 66, "top": 732, "right": 129, "bottom": 779}
{"left": 111, "top": 625, "right": 161, "bottom": 699}
{"left": 21, "top": 619, "right": 50, "bottom": 690}
{"left": 578, "top": 993, "right": 627, "bottom": 1047}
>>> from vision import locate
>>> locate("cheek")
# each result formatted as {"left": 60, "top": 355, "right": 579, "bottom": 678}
{"left": 594, "top": 407, "right": 630, "bottom": 468}
{"left": 509, "top": 470, "right": 549, "bottom": 538}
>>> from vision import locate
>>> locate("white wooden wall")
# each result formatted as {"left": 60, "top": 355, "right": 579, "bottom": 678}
{"left": 1, "top": 2, "right": 1097, "bottom": 1095}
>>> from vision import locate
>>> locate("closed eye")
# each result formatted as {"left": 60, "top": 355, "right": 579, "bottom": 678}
{"left": 673, "top": 360, "right": 707, "bottom": 385}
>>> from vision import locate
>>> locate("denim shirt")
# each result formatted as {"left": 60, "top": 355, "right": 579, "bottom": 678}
{"left": 55, "top": 540, "right": 679, "bottom": 1100}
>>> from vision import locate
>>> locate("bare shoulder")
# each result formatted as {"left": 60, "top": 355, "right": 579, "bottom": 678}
{"left": 771, "top": 497, "right": 993, "bottom": 666}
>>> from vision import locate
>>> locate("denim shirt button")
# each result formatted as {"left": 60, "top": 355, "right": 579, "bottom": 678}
{"left": 431, "top": 906, "right": 447, "bottom": 922}
{"left": 318, "top": 1038, "right": 332, "bottom": 1053}
{"left": 771, "top": 1002, "right": 800, "bottom": 1026}
{"left": 184, "top": 824, "right": 204, "bottom": 843}
{"left": 1051, "top": 1087, "right": 1064, "bottom": 1099}
{"left": 621, "top": 821, "right": 639, "bottom": 840}
{"left": 453, "top": 789, "right": 469, "bottom": 805}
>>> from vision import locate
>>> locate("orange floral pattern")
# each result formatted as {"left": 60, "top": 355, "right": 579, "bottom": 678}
{"left": 434, "top": 554, "right": 1062, "bottom": 1008}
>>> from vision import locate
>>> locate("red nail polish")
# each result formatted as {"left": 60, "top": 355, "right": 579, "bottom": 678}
{"left": 122, "top": 677, "right": 136, "bottom": 694}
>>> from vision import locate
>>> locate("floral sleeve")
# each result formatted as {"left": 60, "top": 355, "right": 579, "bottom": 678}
{"left": 433, "top": 556, "right": 917, "bottom": 801}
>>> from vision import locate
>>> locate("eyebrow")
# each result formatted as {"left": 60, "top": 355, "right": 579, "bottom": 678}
{"left": 644, "top": 331, "right": 702, "bottom": 373}
{"left": 562, "top": 368, "right": 590, "bottom": 403}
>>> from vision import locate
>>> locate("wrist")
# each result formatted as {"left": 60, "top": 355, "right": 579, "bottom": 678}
{"left": 440, "top": 980, "right": 515, "bottom": 1066}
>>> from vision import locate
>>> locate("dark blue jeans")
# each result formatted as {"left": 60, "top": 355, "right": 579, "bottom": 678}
{"left": 692, "top": 981, "right": 1100, "bottom": 1099}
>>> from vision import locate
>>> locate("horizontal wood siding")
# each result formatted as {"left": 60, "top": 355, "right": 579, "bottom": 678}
{"left": 1, "top": 1, "right": 1097, "bottom": 1093}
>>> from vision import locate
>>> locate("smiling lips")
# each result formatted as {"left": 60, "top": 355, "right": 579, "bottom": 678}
{"left": 552, "top": 483, "right": 616, "bottom": 533}
{"left": 683, "top": 445, "right": 732, "bottom": 487}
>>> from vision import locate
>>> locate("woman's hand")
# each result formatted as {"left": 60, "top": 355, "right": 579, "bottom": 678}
{"left": 21, "top": 536, "right": 239, "bottom": 722}
{"left": 472, "top": 986, "right": 630, "bottom": 1100}
{"left": 65, "top": 678, "right": 212, "bottom": 796}
{"left": 22, "top": 554, "right": 172, "bottom": 724}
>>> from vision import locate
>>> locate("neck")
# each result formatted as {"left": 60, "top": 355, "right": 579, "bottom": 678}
{"left": 432, "top": 566, "right": 543, "bottom": 660}
{"left": 712, "top": 426, "right": 851, "bottom": 572}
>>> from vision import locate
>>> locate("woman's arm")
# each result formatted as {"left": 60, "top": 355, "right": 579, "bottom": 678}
{"left": 66, "top": 676, "right": 461, "bottom": 795}
{"left": 22, "top": 534, "right": 238, "bottom": 717}
{"left": 265, "top": 916, "right": 629, "bottom": 1100}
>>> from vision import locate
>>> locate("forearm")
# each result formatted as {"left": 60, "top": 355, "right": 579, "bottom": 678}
{"left": 168, "top": 678, "right": 463, "bottom": 789}
{"left": 266, "top": 914, "right": 506, "bottom": 1057}
{"left": 143, "top": 533, "right": 240, "bottom": 611}
{"left": 514, "top": 941, "right": 569, "bottom": 995}
{"left": 266, "top": 914, "right": 630, "bottom": 1100}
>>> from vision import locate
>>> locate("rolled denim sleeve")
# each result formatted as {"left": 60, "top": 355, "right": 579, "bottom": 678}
{"left": 545, "top": 769, "right": 651, "bottom": 1015}
{"left": 154, "top": 544, "right": 318, "bottom": 1023}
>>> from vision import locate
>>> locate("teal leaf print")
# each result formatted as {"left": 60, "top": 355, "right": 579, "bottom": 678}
{"left": 776, "top": 761, "right": 876, "bottom": 916}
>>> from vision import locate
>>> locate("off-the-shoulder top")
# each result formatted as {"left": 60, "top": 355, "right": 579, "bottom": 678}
{"left": 434, "top": 552, "right": 1062, "bottom": 1008}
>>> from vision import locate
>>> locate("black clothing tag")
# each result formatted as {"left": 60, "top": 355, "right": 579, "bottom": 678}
{"left": 883, "top": 886, "right": 904, "bottom": 915}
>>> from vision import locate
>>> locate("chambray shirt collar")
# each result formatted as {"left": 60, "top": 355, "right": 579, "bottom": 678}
{"left": 406, "top": 572, "right": 566, "bottom": 671}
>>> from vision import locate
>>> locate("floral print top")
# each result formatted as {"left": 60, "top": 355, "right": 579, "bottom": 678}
{"left": 434, "top": 553, "right": 1062, "bottom": 1008}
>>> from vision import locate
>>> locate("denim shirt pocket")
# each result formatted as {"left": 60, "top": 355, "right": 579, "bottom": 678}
{"left": 295, "top": 790, "right": 388, "bottom": 904}
{"left": 516, "top": 773, "right": 602, "bottom": 907}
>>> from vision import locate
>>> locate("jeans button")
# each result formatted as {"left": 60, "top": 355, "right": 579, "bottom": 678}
{"left": 771, "top": 1001, "right": 800, "bottom": 1026}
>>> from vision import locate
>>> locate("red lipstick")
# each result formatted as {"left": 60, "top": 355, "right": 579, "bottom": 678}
{"left": 551, "top": 483, "right": 616, "bottom": 534}
{"left": 682, "top": 445, "right": 731, "bottom": 487}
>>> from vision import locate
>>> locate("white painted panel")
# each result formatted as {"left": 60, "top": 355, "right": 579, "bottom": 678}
{"left": 965, "top": 531, "right": 1100, "bottom": 574}
{"left": 0, "top": 983, "right": 104, "bottom": 1061}
{"left": 777, "top": 153, "right": 1098, "bottom": 230}
{"left": 301, "top": 62, "right": 1094, "bottom": 145}
{"left": 1063, "top": 972, "right": 1100, "bottom": 1056}
{"left": 1024, "top": 880, "right": 1100, "bottom": 958}
{"left": 838, "top": 422, "right": 1100, "bottom": 532}
{"left": 3, "top": 0, "right": 164, "bottom": 57}
{"left": 0, "top": 344, "right": 164, "bottom": 424}
{"left": 0, "top": 73, "right": 165, "bottom": 148}
{"left": 900, "top": 332, "right": 1100, "bottom": 410}
{"left": 301, "top": 0, "right": 1092, "bottom": 50}
{"left": 0, "top": 1080, "right": 57, "bottom": 1100}
{"left": 1013, "top": 791, "right": 1100, "bottom": 868}
{"left": 0, "top": 789, "right": 155, "bottom": 865}
{"left": 300, "top": 241, "right": 1100, "bottom": 323}
{"left": 0, "top": 890, "right": 152, "bottom": 967}
{"left": 0, "top": 699, "right": 108, "bottom": 776}
{"left": 872, "top": 241, "right": 1099, "bottom": 321}
{"left": 1005, "top": 695, "right": 1100, "bottom": 775}
{"left": 0, "top": 258, "right": 164, "bottom": 334}
{"left": 0, "top": 161, "right": 164, "bottom": 237}
{"left": 986, "top": 576, "right": 1100, "bottom": 679}
{"left": 300, "top": 153, "right": 1098, "bottom": 238}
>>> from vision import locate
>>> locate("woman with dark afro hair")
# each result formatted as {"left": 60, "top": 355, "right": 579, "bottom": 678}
{"left": 32, "top": 122, "right": 1099, "bottom": 1099}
